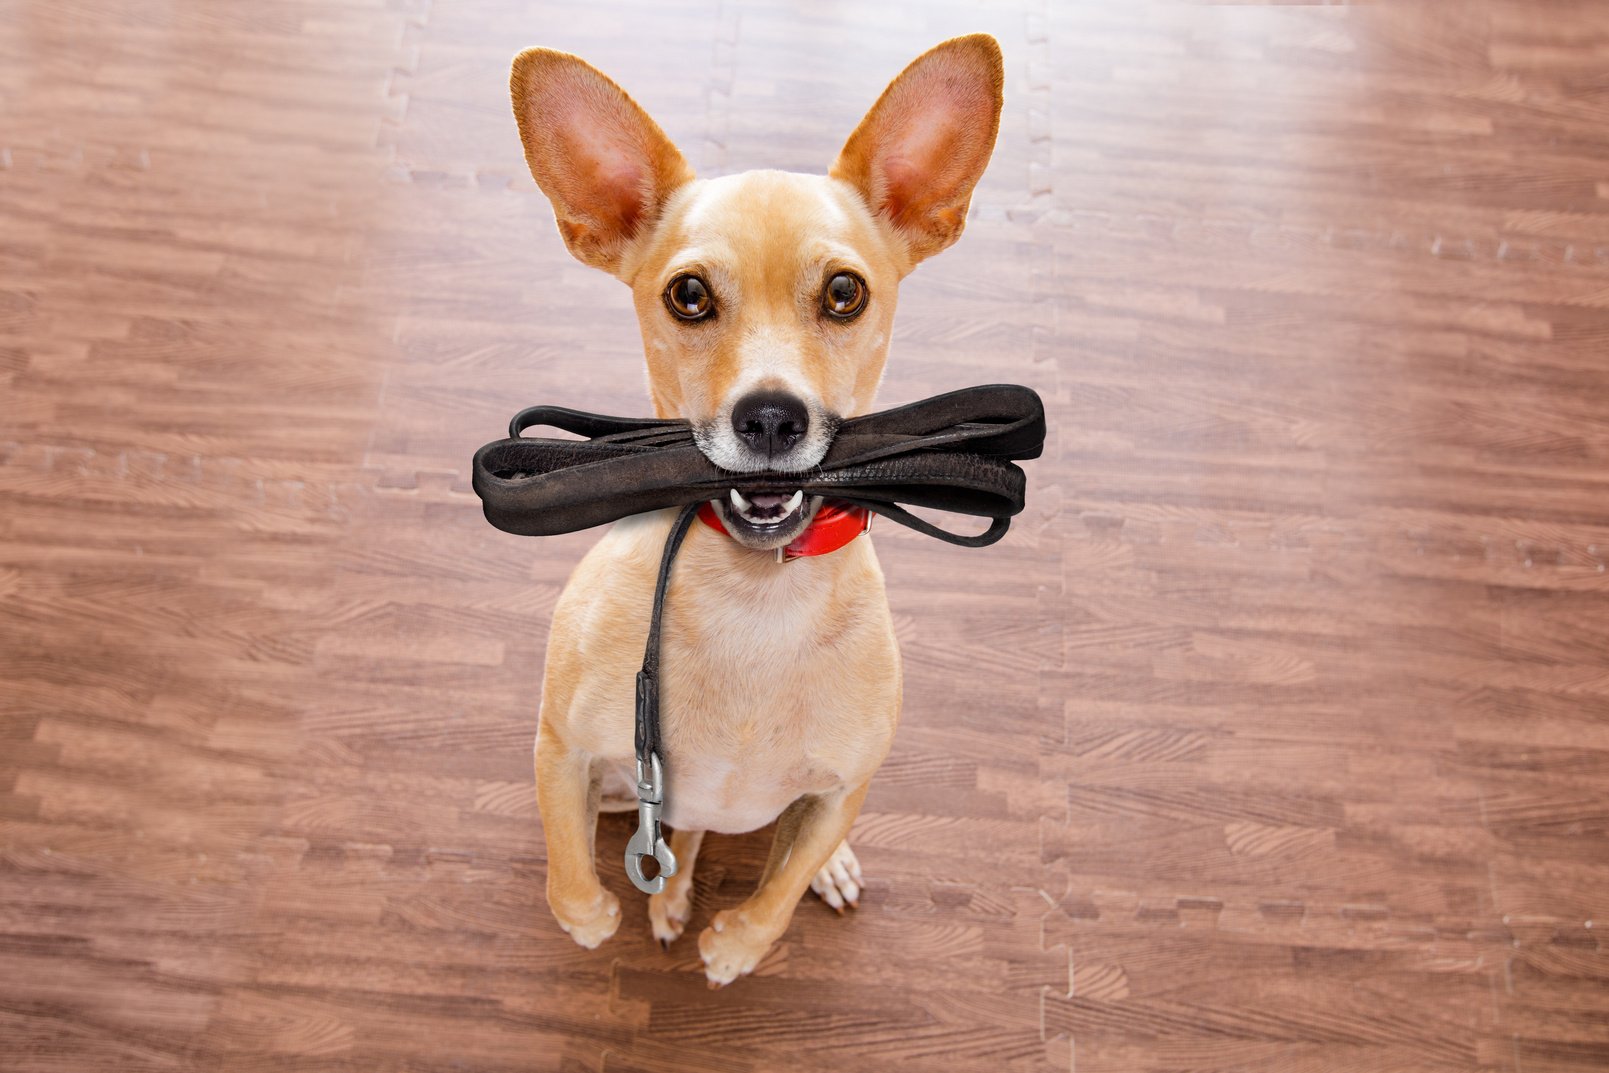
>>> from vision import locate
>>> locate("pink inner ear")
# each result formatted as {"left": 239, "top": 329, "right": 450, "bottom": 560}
{"left": 868, "top": 64, "right": 989, "bottom": 226}
{"left": 880, "top": 156, "right": 921, "bottom": 224}
{"left": 879, "top": 105, "right": 964, "bottom": 224}
{"left": 545, "top": 84, "right": 652, "bottom": 233}
{"left": 594, "top": 154, "right": 648, "bottom": 233}
{"left": 895, "top": 107, "right": 960, "bottom": 168}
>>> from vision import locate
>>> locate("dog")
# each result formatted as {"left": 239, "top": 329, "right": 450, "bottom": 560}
{"left": 510, "top": 33, "right": 1004, "bottom": 986}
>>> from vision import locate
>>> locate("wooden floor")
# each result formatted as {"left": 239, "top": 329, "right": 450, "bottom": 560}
{"left": 5, "top": 1, "right": 1609, "bottom": 1070}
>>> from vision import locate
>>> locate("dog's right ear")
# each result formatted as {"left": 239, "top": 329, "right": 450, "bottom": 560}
{"left": 831, "top": 35, "right": 1004, "bottom": 267}
{"left": 510, "top": 49, "right": 694, "bottom": 278}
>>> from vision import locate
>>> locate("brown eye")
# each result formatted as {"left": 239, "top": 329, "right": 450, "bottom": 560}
{"left": 665, "top": 274, "right": 713, "bottom": 321}
{"left": 823, "top": 272, "right": 867, "bottom": 320}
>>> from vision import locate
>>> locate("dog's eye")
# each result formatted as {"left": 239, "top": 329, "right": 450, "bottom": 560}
{"left": 822, "top": 272, "right": 868, "bottom": 320}
{"left": 665, "top": 274, "right": 713, "bottom": 321}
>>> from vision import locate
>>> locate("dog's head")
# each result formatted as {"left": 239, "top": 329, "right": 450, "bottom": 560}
{"left": 511, "top": 36, "right": 1003, "bottom": 548}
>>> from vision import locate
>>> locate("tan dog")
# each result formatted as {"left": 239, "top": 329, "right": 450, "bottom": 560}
{"left": 510, "top": 34, "right": 1003, "bottom": 986}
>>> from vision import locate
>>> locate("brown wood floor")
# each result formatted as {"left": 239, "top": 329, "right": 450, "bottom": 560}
{"left": 5, "top": 2, "right": 1609, "bottom": 1070}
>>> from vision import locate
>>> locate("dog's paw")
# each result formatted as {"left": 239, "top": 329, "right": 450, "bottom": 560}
{"left": 698, "top": 909, "right": 774, "bottom": 987}
{"left": 809, "top": 840, "right": 863, "bottom": 914}
{"left": 648, "top": 880, "right": 694, "bottom": 947}
{"left": 552, "top": 887, "right": 621, "bottom": 949}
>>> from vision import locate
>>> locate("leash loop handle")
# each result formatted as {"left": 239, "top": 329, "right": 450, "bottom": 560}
{"left": 474, "top": 383, "right": 1045, "bottom": 544}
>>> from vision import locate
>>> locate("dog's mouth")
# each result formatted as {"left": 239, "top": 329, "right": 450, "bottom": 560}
{"left": 714, "top": 488, "right": 819, "bottom": 549}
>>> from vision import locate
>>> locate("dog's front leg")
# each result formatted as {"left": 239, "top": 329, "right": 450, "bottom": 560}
{"left": 534, "top": 721, "right": 620, "bottom": 948}
{"left": 698, "top": 780, "right": 871, "bottom": 986}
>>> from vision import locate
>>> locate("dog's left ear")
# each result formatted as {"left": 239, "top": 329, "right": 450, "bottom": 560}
{"left": 831, "top": 34, "right": 1004, "bottom": 266}
{"left": 511, "top": 48, "right": 694, "bottom": 278}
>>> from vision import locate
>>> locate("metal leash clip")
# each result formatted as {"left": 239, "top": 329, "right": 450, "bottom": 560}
{"left": 624, "top": 751, "right": 677, "bottom": 894}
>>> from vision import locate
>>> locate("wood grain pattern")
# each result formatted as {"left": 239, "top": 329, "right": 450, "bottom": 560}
{"left": 3, "top": 1, "right": 1608, "bottom": 1070}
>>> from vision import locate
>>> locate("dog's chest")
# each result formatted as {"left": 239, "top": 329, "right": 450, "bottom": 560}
{"left": 656, "top": 641, "right": 867, "bottom": 834}
{"left": 569, "top": 518, "right": 899, "bottom": 835}
{"left": 652, "top": 568, "right": 890, "bottom": 834}
{"left": 660, "top": 745, "right": 839, "bottom": 834}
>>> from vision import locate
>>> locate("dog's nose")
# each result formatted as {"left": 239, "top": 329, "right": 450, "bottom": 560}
{"left": 730, "top": 391, "right": 809, "bottom": 459}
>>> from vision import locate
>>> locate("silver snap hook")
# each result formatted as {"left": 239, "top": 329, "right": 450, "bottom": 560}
{"left": 624, "top": 751, "right": 677, "bottom": 894}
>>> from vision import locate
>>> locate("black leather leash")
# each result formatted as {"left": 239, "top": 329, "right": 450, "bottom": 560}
{"left": 471, "top": 383, "right": 1045, "bottom": 893}
{"left": 623, "top": 501, "right": 699, "bottom": 892}
{"left": 474, "top": 383, "right": 1044, "bottom": 545}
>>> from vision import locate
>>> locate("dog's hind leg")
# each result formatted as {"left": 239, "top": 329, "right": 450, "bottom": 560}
{"left": 648, "top": 829, "right": 705, "bottom": 947}
{"left": 595, "top": 760, "right": 638, "bottom": 813}
{"left": 808, "top": 840, "right": 863, "bottom": 913}
{"left": 535, "top": 721, "right": 620, "bottom": 949}
{"left": 757, "top": 802, "right": 863, "bottom": 913}
{"left": 755, "top": 797, "right": 809, "bottom": 888}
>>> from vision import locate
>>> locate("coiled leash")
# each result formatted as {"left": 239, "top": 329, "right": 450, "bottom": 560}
{"left": 471, "top": 383, "right": 1045, "bottom": 893}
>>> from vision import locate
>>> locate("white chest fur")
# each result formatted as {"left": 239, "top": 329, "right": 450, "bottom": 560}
{"left": 554, "top": 511, "right": 902, "bottom": 836}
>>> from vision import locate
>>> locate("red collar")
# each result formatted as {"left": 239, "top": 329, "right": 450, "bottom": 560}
{"left": 697, "top": 499, "right": 872, "bottom": 562}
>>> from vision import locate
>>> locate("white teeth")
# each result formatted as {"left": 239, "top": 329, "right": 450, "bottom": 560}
{"left": 727, "top": 487, "right": 805, "bottom": 526}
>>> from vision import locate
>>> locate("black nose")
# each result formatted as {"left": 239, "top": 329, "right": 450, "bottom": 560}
{"left": 730, "top": 391, "right": 809, "bottom": 458}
